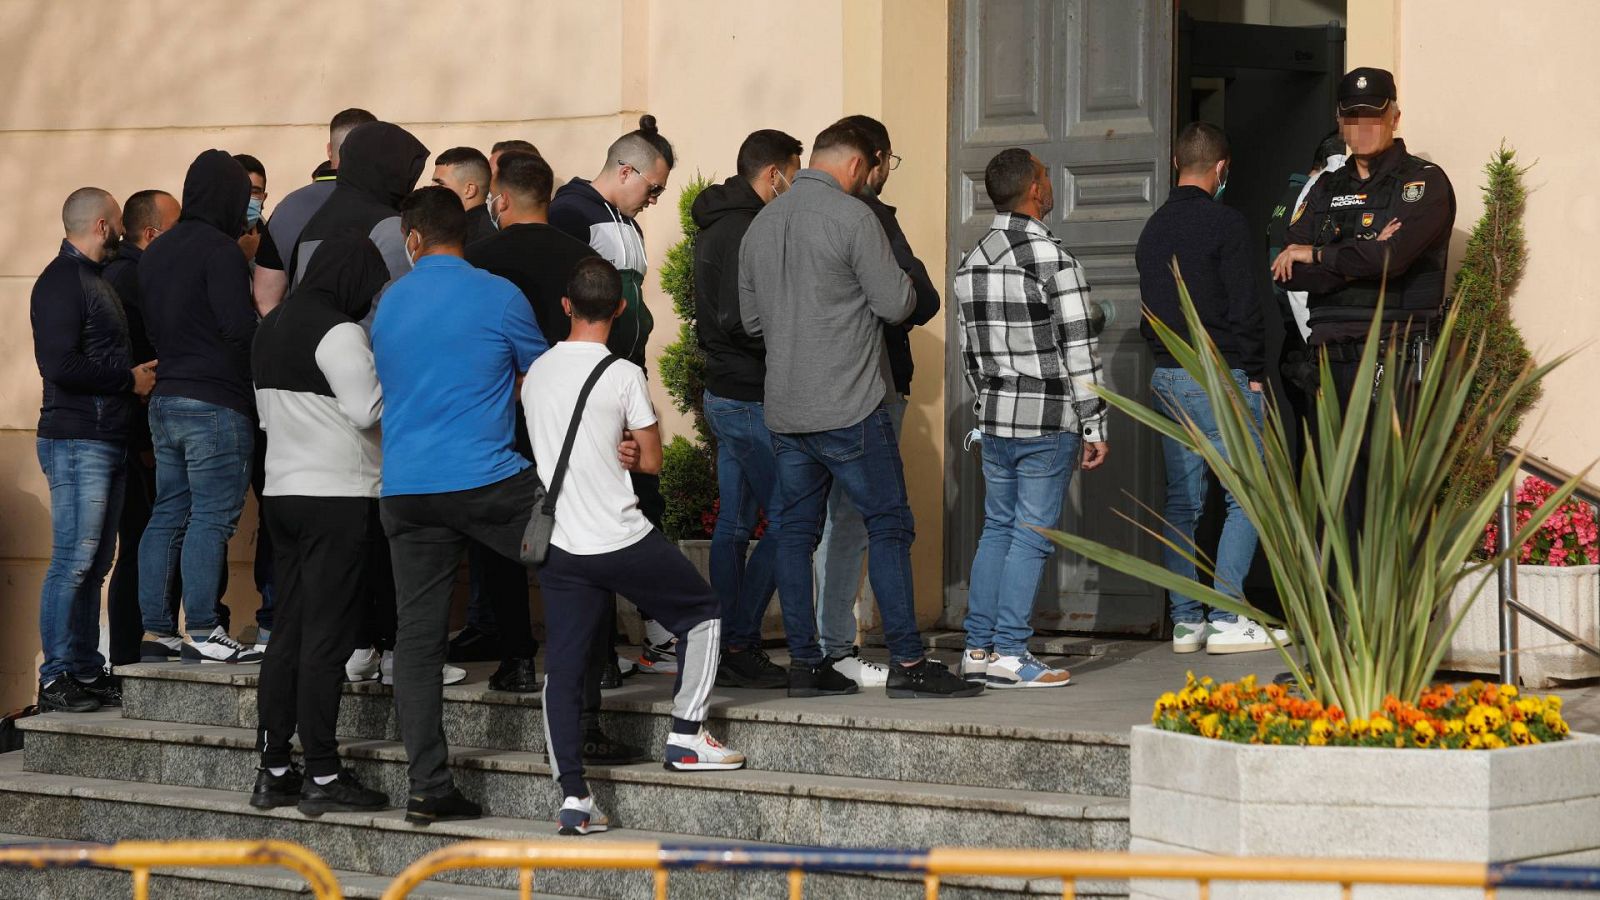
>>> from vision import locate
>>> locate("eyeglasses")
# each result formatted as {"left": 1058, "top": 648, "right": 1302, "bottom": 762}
{"left": 888, "top": 153, "right": 902, "bottom": 171}
{"left": 621, "top": 161, "right": 666, "bottom": 199}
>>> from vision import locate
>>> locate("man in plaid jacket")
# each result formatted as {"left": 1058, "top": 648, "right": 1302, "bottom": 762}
{"left": 953, "top": 148, "right": 1109, "bottom": 690}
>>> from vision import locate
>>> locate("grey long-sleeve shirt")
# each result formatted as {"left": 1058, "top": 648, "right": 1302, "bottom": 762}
{"left": 738, "top": 168, "right": 914, "bottom": 434}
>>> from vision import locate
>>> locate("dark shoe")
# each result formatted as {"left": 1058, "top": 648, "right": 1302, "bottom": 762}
{"left": 75, "top": 674, "right": 123, "bottom": 708}
{"left": 582, "top": 728, "right": 647, "bottom": 765}
{"left": 447, "top": 626, "right": 500, "bottom": 663}
{"left": 405, "top": 786, "right": 482, "bottom": 825}
{"left": 886, "top": 658, "right": 985, "bottom": 699}
{"left": 488, "top": 657, "right": 539, "bottom": 693}
{"left": 598, "top": 655, "right": 628, "bottom": 690}
{"left": 249, "top": 765, "right": 304, "bottom": 809}
{"left": 787, "top": 659, "right": 860, "bottom": 698}
{"left": 37, "top": 677, "right": 101, "bottom": 713}
{"left": 140, "top": 631, "right": 182, "bottom": 662}
{"left": 297, "top": 769, "right": 388, "bottom": 816}
{"left": 716, "top": 647, "right": 786, "bottom": 689}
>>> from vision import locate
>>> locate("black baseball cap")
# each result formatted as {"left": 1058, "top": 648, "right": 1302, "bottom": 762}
{"left": 1337, "top": 67, "right": 1396, "bottom": 117}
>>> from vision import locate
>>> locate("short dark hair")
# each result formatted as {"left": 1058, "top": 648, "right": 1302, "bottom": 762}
{"left": 399, "top": 185, "right": 468, "bottom": 249}
{"left": 1312, "top": 130, "right": 1345, "bottom": 169}
{"left": 232, "top": 153, "right": 266, "bottom": 180}
{"left": 811, "top": 121, "right": 877, "bottom": 163}
{"left": 835, "top": 114, "right": 890, "bottom": 164}
{"left": 1175, "top": 122, "right": 1230, "bottom": 173}
{"left": 608, "top": 114, "right": 676, "bottom": 171}
{"left": 735, "top": 129, "right": 803, "bottom": 182}
{"left": 330, "top": 107, "right": 377, "bottom": 136}
{"left": 491, "top": 139, "right": 539, "bottom": 157}
{"left": 984, "top": 148, "right": 1038, "bottom": 211}
{"left": 566, "top": 257, "right": 623, "bottom": 323}
{"left": 494, "top": 151, "right": 554, "bottom": 207}
{"left": 123, "top": 189, "right": 173, "bottom": 235}
{"left": 435, "top": 146, "right": 491, "bottom": 188}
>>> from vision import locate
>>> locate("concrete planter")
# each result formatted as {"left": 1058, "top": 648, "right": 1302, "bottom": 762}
{"left": 1436, "top": 565, "right": 1600, "bottom": 687}
{"left": 617, "top": 540, "right": 786, "bottom": 644}
{"left": 1130, "top": 725, "right": 1600, "bottom": 899}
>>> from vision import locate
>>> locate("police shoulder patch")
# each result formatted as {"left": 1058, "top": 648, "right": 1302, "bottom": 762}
{"left": 1289, "top": 201, "right": 1307, "bottom": 225}
{"left": 1402, "top": 181, "right": 1426, "bottom": 202}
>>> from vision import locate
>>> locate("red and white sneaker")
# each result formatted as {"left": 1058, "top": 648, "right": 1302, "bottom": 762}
{"left": 663, "top": 729, "right": 746, "bottom": 772}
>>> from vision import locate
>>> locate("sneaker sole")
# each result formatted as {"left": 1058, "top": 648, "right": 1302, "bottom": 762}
{"left": 960, "top": 672, "right": 988, "bottom": 683}
{"left": 488, "top": 681, "right": 540, "bottom": 693}
{"left": 635, "top": 663, "right": 679, "bottom": 675}
{"left": 37, "top": 701, "right": 102, "bottom": 713}
{"left": 787, "top": 685, "right": 860, "bottom": 698}
{"left": 886, "top": 685, "right": 986, "bottom": 699}
{"left": 297, "top": 798, "right": 387, "bottom": 816}
{"left": 987, "top": 678, "right": 1072, "bottom": 689}
{"left": 1172, "top": 642, "right": 1204, "bottom": 654}
{"left": 557, "top": 822, "right": 609, "bottom": 836}
{"left": 1205, "top": 642, "right": 1279, "bottom": 655}
{"left": 139, "top": 654, "right": 180, "bottom": 663}
{"left": 249, "top": 794, "right": 300, "bottom": 810}
{"left": 404, "top": 810, "right": 481, "bottom": 826}
{"left": 663, "top": 760, "right": 746, "bottom": 772}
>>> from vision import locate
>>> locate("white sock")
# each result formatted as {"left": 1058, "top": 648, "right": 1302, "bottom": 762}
{"left": 268, "top": 766, "right": 289, "bottom": 777}
{"left": 312, "top": 773, "right": 337, "bottom": 786}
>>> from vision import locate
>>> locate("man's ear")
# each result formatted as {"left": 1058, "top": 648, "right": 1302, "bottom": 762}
{"left": 612, "top": 297, "right": 627, "bottom": 321}
{"left": 561, "top": 297, "right": 573, "bottom": 317}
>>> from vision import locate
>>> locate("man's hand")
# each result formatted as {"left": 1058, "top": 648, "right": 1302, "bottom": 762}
{"left": 618, "top": 431, "right": 641, "bottom": 471}
{"left": 238, "top": 228, "right": 261, "bottom": 262}
{"left": 1271, "top": 244, "right": 1315, "bottom": 282}
{"left": 131, "top": 361, "right": 157, "bottom": 398}
{"left": 1081, "top": 440, "right": 1109, "bottom": 471}
{"left": 1377, "top": 218, "right": 1402, "bottom": 241}
{"left": 1248, "top": 380, "right": 1263, "bottom": 393}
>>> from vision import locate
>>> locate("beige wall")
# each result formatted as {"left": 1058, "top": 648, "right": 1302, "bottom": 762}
{"left": 1348, "top": 0, "right": 1599, "bottom": 473}
{"left": 0, "top": 0, "right": 949, "bottom": 709}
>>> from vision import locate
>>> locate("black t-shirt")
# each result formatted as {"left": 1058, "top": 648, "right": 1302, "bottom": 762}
{"left": 464, "top": 222, "right": 599, "bottom": 343}
{"left": 255, "top": 224, "right": 284, "bottom": 271}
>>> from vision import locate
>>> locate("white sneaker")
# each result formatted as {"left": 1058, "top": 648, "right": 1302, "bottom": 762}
{"left": 664, "top": 728, "right": 746, "bottom": 771}
{"left": 1205, "top": 618, "right": 1290, "bottom": 655}
{"left": 251, "top": 627, "right": 271, "bottom": 654}
{"left": 345, "top": 647, "right": 381, "bottom": 683}
{"left": 180, "top": 627, "right": 264, "bottom": 664}
{"left": 557, "top": 795, "right": 609, "bottom": 836}
{"left": 378, "top": 654, "right": 468, "bottom": 686}
{"left": 960, "top": 648, "right": 992, "bottom": 683}
{"left": 830, "top": 650, "right": 889, "bottom": 688}
{"left": 985, "top": 653, "right": 1072, "bottom": 689}
{"left": 636, "top": 638, "right": 679, "bottom": 675}
{"left": 442, "top": 663, "right": 467, "bottom": 686}
{"left": 1171, "top": 622, "right": 1209, "bottom": 654}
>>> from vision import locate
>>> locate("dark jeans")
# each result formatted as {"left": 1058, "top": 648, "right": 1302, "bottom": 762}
{"left": 1321, "top": 341, "right": 1422, "bottom": 537}
{"left": 770, "top": 406, "right": 922, "bottom": 665}
{"left": 379, "top": 467, "right": 541, "bottom": 797}
{"left": 468, "top": 544, "right": 538, "bottom": 658}
{"left": 256, "top": 495, "right": 375, "bottom": 778}
{"left": 107, "top": 450, "right": 182, "bottom": 666}
{"left": 542, "top": 532, "right": 720, "bottom": 798}
{"left": 702, "top": 390, "right": 780, "bottom": 651}
{"left": 36, "top": 438, "right": 126, "bottom": 682}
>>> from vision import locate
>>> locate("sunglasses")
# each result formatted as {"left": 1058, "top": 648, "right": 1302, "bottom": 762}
{"left": 623, "top": 161, "right": 666, "bottom": 199}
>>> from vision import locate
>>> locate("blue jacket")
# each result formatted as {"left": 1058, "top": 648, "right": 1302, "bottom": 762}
{"left": 31, "top": 240, "right": 135, "bottom": 440}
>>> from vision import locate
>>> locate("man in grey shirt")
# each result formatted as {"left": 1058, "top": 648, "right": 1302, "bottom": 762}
{"left": 739, "top": 121, "right": 980, "bottom": 701}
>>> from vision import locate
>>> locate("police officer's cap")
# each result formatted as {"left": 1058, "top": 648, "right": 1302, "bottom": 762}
{"left": 1337, "top": 67, "right": 1397, "bottom": 117}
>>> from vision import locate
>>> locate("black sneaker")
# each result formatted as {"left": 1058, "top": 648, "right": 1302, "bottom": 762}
{"left": 75, "top": 674, "right": 123, "bottom": 708}
{"left": 297, "top": 769, "right": 388, "bottom": 816}
{"left": 582, "top": 728, "right": 647, "bottom": 765}
{"left": 598, "top": 656, "right": 626, "bottom": 690}
{"left": 249, "top": 765, "right": 304, "bottom": 809}
{"left": 488, "top": 657, "right": 539, "bottom": 693}
{"left": 716, "top": 647, "right": 787, "bottom": 689}
{"left": 37, "top": 676, "right": 101, "bottom": 713}
{"left": 886, "top": 658, "right": 985, "bottom": 699}
{"left": 447, "top": 626, "right": 499, "bottom": 663}
{"left": 787, "top": 659, "right": 860, "bottom": 698}
{"left": 140, "top": 632, "right": 182, "bottom": 662}
{"left": 405, "top": 786, "right": 482, "bottom": 826}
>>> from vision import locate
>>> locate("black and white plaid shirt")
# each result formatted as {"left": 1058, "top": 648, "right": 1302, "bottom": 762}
{"left": 954, "top": 213, "right": 1107, "bottom": 441}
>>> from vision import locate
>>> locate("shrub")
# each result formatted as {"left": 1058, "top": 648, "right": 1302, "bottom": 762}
{"left": 656, "top": 174, "right": 716, "bottom": 540}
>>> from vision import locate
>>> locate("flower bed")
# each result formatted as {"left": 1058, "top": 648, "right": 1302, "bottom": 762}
{"left": 1153, "top": 672, "right": 1570, "bottom": 749}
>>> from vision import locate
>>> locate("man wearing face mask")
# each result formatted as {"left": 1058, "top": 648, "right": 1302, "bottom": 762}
{"left": 292, "top": 121, "right": 430, "bottom": 291}
{"left": 431, "top": 147, "right": 496, "bottom": 245}
{"left": 1135, "top": 122, "right": 1276, "bottom": 655}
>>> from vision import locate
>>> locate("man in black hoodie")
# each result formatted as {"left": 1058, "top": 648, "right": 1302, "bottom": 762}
{"left": 137, "top": 150, "right": 265, "bottom": 664}
{"left": 291, "top": 120, "right": 429, "bottom": 288}
{"left": 692, "top": 129, "right": 801, "bottom": 690}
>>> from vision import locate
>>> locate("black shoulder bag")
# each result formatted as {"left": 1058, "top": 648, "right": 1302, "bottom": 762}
{"left": 520, "top": 354, "right": 622, "bottom": 567}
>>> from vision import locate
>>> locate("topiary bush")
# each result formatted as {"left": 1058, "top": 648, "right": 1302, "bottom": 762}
{"left": 656, "top": 174, "right": 716, "bottom": 540}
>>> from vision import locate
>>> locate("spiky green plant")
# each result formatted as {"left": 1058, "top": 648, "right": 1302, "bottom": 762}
{"left": 656, "top": 174, "right": 716, "bottom": 539}
{"left": 1041, "top": 265, "right": 1586, "bottom": 717}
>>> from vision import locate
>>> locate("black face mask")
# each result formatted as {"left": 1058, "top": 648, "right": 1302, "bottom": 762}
{"left": 101, "top": 226, "right": 122, "bottom": 260}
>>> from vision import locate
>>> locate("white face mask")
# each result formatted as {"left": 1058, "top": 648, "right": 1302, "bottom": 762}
{"left": 486, "top": 193, "right": 501, "bottom": 230}
{"left": 404, "top": 232, "right": 418, "bottom": 268}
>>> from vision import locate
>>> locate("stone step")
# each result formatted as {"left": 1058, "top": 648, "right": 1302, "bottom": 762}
{"left": 0, "top": 758, "right": 1127, "bottom": 899}
{"left": 115, "top": 661, "right": 1131, "bottom": 797}
{"left": 17, "top": 711, "right": 1129, "bottom": 857}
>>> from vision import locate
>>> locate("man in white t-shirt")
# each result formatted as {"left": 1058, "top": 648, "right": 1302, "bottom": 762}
{"left": 521, "top": 257, "right": 744, "bottom": 836}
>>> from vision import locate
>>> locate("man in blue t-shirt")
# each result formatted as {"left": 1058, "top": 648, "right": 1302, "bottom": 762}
{"left": 370, "top": 186, "right": 550, "bottom": 825}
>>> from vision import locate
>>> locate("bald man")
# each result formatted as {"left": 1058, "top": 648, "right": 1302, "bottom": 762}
{"left": 31, "top": 187, "right": 156, "bottom": 713}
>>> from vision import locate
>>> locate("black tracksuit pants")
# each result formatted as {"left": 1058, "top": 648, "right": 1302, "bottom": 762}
{"left": 256, "top": 495, "right": 376, "bottom": 778}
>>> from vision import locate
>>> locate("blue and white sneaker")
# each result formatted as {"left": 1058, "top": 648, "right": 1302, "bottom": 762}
{"left": 985, "top": 653, "right": 1072, "bottom": 689}
{"left": 557, "top": 795, "right": 609, "bottom": 836}
{"left": 664, "top": 729, "right": 746, "bottom": 772}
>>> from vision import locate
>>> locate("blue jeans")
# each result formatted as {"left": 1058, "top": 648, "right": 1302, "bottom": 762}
{"left": 814, "top": 396, "right": 907, "bottom": 657}
{"left": 1151, "top": 367, "right": 1264, "bottom": 625}
{"left": 963, "top": 431, "right": 1079, "bottom": 656}
{"left": 36, "top": 439, "right": 126, "bottom": 682}
{"left": 703, "top": 391, "right": 780, "bottom": 651}
{"left": 771, "top": 406, "right": 921, "bottom": 665}
{"left": 139, "top": 396, "right": 255, "bottom": 638}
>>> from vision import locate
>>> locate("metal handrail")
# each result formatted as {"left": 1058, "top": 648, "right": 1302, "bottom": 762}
{"left": 1497, "top": 446, "right": 1600, "bottom": 684}
{"left": 0, "top": 839, "right": 343, "bottom": 900}
{"left": 380, "top": 840, "right": 1600, "bottom": 899}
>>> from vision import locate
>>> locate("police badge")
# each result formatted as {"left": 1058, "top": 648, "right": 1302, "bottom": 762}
{"left": 1402, "top": 181, "right": 1426, "bottom": 202}
{"left": 1361, "top": 212, "right": 1375, "bottom": 227}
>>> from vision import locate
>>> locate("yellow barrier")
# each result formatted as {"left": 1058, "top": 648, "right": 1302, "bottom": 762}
{"left": 0, "top": 839, "right": 343, "bottom": 900}
{"left": 380, "top": 840, "right": 1507, "bottom": 900}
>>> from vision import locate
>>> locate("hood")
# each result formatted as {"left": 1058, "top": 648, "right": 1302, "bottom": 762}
{"left": 691, "top": 176, "right": 763, "bottom": 229}
{"left": 180, "top": 149, "right": 251, "bottom": 237}
{"left": 287, "top": 236, "right": 390, "bottom": 322}
{"left": 336, "top": 122, "right": 429, "bottom": 208}
{"left": 554, "top": 177, "right": 614, "bottom": 213}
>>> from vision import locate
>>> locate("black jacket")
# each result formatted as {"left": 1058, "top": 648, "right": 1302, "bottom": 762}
{"left": 139, "top": 149, "right": 258, "bottom": 416}
{"left": 864, "top": 193, "right": 940, "bottom": 396}
{"left": 31, "top": 240, "right": 135, "bottom": 440}
{"left": 293, "top": 121, "right": 428, "bottom": 285}
{"left": 465, "top": 204, "right": 497, "bottom": 247}
{"left": 465, "top": 222, "right": 597, "bottom": 344}
{"left": 692, "top": 177, "right": 767, "bottom": 401}
{"left": 102, "top": 242, "right": 157, "bottom": 365}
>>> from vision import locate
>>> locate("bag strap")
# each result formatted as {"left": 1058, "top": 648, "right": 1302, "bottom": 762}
{"left": 542, "top": 354, "right": 622, "bottom": 513}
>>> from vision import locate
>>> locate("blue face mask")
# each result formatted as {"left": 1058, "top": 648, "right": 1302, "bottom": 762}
{"left": 1213, "top": 168, "right": 1229, "bottom": 201}
{"left": 246, "top": 197, "right": 264, "bottom": 228}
